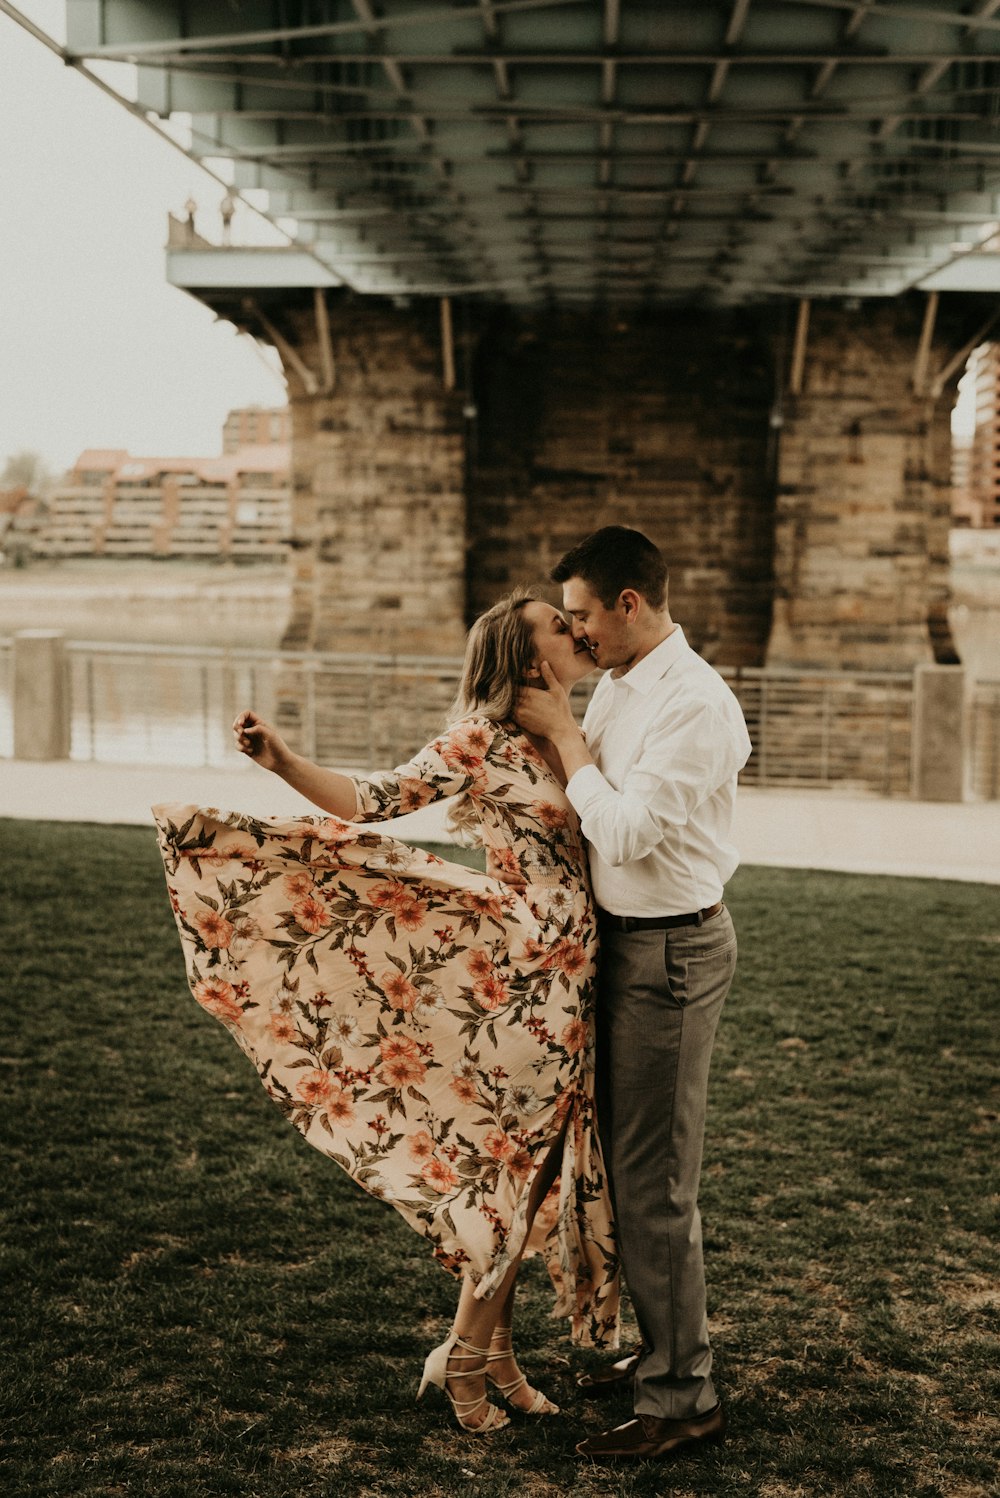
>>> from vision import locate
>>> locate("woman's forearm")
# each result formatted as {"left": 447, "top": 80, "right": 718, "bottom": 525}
{"left": 274, "top": 751, "right": 360, "bottom": 819}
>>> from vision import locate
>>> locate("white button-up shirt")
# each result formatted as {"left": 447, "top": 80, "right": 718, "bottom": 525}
{"left": 566, "top": 626, "right": 752, "bottom": 917}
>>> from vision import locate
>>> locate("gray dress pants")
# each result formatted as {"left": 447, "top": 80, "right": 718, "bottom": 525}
{"left": 596, "top": 906, "right": 737, "bottom": 1419}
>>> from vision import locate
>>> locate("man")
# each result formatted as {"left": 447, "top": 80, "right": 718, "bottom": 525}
{"left": 516, "top": 525, "right": 752, "bottom": 1462}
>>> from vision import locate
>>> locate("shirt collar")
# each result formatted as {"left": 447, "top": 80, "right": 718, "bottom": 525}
{"left": 611, "top": 625, "right": 688, "bottom": 694}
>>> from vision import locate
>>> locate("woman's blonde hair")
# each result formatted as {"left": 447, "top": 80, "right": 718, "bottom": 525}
{"left": 445, "top": 589, "right": 538, "bottom": 842}
{"left": 447, "top": 588, "right": 538, "bottom": 726}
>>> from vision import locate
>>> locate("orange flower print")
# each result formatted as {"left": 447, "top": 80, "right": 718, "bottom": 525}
{"left": 465, "top": 948, "right": 493, "bottom": 980}
{"left": 439, "top": 722, "right": 491, "bottom": 773}
{"left": 490, "top": 847, "right": 522, "bottom": 881}
{"left": 381, "top": 969, "right": 421, "bottom": 1012}
{"left": 193, "top": 976, "right": 243, "bottom": 1023}
{"left": 483, "top": 1128, "right": 513, "bottom": 1162}
{"left": 422, "top": 1157, "right": 459, "bottom": 1193}
{"left": 561, "top": 1017, "right": 588, "bottom": 1055}
{"left": 313, "top": 818, "right": 358, "bottom": 845}
{"left": 369, "top": 882, "right": 399, "bottom": 910}
{"left": 225, "top": 844, "right": 259, "bottom": 864}
{"left": 192, "top": 845, "right": 229, "bottom": 868}
{"left": 293, "top": 894, "right": 331, "bottom": 933}
{"left": 519, "top": 937, "right": 547, "bottom": 963}
{"left": 459, "top": 722, "right": 493, "bottom": 757}
{"left": 508, "top": 1147, "right": 533, "bottom": 1180}
{"left": 324, "top": 1086, "right": 355, "bottom": 1126}
{"left": 399, "top": 777, "right": 437, "bottom": 813}
{"left": 450, "top": 1076, "right": 478, "bottom": 1104}
{"left": 195, "top": 909, "right": 234, "bottom": 948}
{"left": 296, "top": 1068, "right": 332, "bottom": 1104}
{"left": 474, "top": 973, "right": 509, "bottom": 1011}
{"left": 283, "top": 871, "right": 314, "bottom": 898}
{"left": 461, "top": 891, "right": 506, "bottom": 922}
{"left": 382, "top": 1052, "right": 427, "bottom": 1088}
{"left": 547, "top": 938, "right": 587, "bottom": 977}
{"left": 535, "top": 801, "right": 568, "bottom": 831}
{"left": 408, "top": 1129, "right": 435, "bottom": 1161}
{"left": 394, "top": 893, "right": 429, "bottom": 931}
{"left": 380, "top": 1034, "right": 417, "bottom": 1061}
{"left": 440, "top": 740, "right": 482, "bottom": 773}
{"left": 268, "top": 1013, "right": 297, "bottom": 1044}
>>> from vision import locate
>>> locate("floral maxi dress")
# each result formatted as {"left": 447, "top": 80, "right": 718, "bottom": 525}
{"left": 153, "top": 716, "right": 620, "bottom": 1348}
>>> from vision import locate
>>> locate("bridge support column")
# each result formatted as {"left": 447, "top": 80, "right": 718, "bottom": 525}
{"left": 768, "top": 298, "right": 958, "bottom": 671}
{"left": 275, "top": 294, "right": 467, "bottom": 659}
{"left": 256, "top": 294, "right": 467, "bottom": 760}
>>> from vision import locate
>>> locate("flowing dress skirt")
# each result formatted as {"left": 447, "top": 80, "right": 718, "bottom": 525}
{"left": 154, "top": 799, "right": 619, "bottom": 1347}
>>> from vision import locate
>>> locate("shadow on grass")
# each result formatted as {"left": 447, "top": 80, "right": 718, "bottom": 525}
{"left": 1, "top": 820, "right": 998, "bottom": 1497}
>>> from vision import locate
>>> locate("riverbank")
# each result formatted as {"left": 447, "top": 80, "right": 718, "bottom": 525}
{"left": 0, "top": 558, "right": 291, "bottom": 650}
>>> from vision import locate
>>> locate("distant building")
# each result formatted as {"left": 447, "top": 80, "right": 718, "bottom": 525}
{"left": 35, "top": 410, "right": 290, "bottom": 560}
{"left": 223, "top": 406, "right": 290, "bottom": 453}
{"left": 954, "top": 346, "right": 1000, "bottom": 528}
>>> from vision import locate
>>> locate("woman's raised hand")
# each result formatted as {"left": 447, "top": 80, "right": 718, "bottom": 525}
{"left": 232, "top": 709, "right": 291, "bottom": 775}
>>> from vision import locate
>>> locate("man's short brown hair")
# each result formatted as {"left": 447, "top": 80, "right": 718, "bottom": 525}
{"left": 551, "top": 526, "right": 668, "bottom": 611}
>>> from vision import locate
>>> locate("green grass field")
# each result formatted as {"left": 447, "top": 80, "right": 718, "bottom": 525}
{"left": 2, "top": 820, "right": 997, "bottom": 1498}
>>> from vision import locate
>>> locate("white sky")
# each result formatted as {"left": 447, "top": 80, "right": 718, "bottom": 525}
{"left": 0, "top": 0, "right": 287, "bottom": 475}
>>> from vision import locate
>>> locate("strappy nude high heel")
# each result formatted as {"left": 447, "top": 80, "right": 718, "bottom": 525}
{"left": 485, "top": 1327, "right": 560, "bottom": 1415}
{"left": 417, "top": 1330, "right": 510, "bottom": 1433}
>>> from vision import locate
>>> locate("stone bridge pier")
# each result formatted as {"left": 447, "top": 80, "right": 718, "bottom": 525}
{"left": 263, "top": 289, "right": 972, "bottom": 676}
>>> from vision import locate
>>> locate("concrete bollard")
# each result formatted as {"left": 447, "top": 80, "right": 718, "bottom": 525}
{"left": 13, "top": 630, "right": 71, "bottom": 761}
{"left": 911, "top": 664, "right": 966, "bottom": 803}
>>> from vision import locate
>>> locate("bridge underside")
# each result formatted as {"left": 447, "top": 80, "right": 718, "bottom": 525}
{"left": 52, "top": 4, "right": 1000, "bottom": 678}
{"left": 68, "top": 0, "right": 1000, "bottom": 304}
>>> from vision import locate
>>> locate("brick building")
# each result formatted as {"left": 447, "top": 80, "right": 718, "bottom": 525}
{"left": 35, "top": 411, "right": 290, "bottom": 560}
{"left": 957, "top": 345, "right": 1000, "bottom": 529}
{"left": 222, "top": 406, "right": 291, "bottom": 454}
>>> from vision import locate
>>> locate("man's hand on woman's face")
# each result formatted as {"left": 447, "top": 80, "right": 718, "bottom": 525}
{"left": 515, "top": 660, "right": 578, "bottom": 740}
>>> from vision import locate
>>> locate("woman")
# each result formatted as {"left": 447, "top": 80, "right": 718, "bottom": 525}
{"left": 153, "top": 591, "right": 619, "bottom": 1435}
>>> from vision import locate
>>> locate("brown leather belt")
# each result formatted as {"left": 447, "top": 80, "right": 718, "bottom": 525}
{"left": 597, "top": 901, "right": 723, "bottom": 933}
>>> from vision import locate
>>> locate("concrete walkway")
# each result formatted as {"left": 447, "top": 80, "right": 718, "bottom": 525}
{"left": 2, "top": 758, "right": 998, "bottom": 885}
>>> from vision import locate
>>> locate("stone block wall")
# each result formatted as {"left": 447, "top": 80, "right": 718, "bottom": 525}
{"left": 768, "top": 296, "right": 960, "bottom": 670}
{"left": 278, "top": 295, "right": 468, "bottom": 659}
{"left": 251, "top": 289, "right": 976, "bottom": 760}
{"left": 466, "top": 307, "right": 776, "bottom": 666}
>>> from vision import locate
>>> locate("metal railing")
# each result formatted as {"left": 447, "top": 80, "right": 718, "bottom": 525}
{"left": 720, "top": 666, "right": 915, "bottom": 797}
{"left": 1, "top": 638, "right": 993, "bottom": 799}
{"left": 58, "top": 641, "right": 465, "bottom": 770}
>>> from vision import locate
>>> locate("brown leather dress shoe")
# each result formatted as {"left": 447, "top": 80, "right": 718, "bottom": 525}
{"left": 576, "top": 1403, "right": 726, "bottom": 1461}
{"left": 575, "top": 1342, "right": 644, "bottom": 1395}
